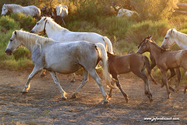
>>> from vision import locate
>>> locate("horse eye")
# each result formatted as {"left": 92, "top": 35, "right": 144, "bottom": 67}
{"left": 37, "top": 23, "right": 39, "bottom": 25}
{"left": 10, "top": 39, "right": 13, "bottom": 42}
{"left": 165, "top": 37, "right": 168, "bottom": 39}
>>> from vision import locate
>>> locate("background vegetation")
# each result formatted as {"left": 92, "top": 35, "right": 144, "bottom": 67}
{"left": 0, "top": 0, "right": 187, "bottom": 84}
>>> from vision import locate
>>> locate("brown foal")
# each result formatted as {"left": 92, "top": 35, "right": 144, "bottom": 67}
{"left": 107, "top": 52, "right": 155, "bottom": 103}
{"left": 137, "top": 36, "right": 187, "bottom": 99}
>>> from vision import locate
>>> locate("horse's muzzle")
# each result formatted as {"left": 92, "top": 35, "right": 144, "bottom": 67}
{"left": 30, "top": 30, "right": 34, "bottom": 33}
{"left": 5, "top": 49, "right": 12, "bottom": 55}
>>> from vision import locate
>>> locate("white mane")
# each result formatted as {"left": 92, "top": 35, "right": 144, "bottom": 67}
{"left": 45, "top": 17, "right": 69, "bottom": 31}
{"left": 5, "top": 4, "right": 22, "bottom": 11}
{"left": 16, "top": 30, "right": 54, "bottom": 51}
{"left": 170, "top": 28, "right": 187, "bottom": 44}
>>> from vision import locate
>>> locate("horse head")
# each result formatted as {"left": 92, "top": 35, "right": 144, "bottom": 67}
{"left": 5, "top": 31, "right": 22, "bottom": 55}
{"left": 1, "top": 4, "right": 8, "bottom": 16}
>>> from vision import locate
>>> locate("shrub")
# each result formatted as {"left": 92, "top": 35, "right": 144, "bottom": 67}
{"left": 98, "top": 16, "right": 134, "bottom": 40}
{"left": 125, "top": 20, "right": 171, "bottom": 45}
{"left": 10, "top": 13, "right": 37, "bottom": 31}
{"left": 0, "top": 16, "right": 19, "bottom": 30}
{"left": 13, "top": 46, "right": 31, "bottom": 60}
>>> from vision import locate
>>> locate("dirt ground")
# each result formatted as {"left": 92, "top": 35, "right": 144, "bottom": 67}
{"left": 0, "top": 69, "right": 187, "bottom": 125}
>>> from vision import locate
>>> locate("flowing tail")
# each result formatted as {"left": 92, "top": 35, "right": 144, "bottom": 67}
{"left": 102, "top": 37, "right": 114, "bottom": 54}
{"left": 95, "top": 43, "right": 115, "bottom": 89}
{"left": 143, "top": 56, "right": 157, "bottom": 85}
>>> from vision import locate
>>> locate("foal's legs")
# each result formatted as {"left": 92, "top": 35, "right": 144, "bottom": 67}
{"left": 108, "top": 74, "right": 129, "bottom": 102}
{"left": 50, "top": 71, "right": 67, "bottom": 100}
{"left": 133, "top": 70, "right": 153, "bottom": 102}
{"left": 160, "top": 69, "right": 171, "bottom": 99}
{"left": 70, "top": 69, "right": 89, "bottom": 99}
{"left": 22, "top": 66, "right": 43, "bottom": 93}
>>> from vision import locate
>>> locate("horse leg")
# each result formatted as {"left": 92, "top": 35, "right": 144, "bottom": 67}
{"left": 184, "top": 85, "right": 187, "bottom": 94}
{"left": 175, "top": 68, "right": 181, "bottom": 92}
{"left": 22, "top": 66, "right": 42, "bottom": 93}
{"left": 161, "top": 69, "right": 171, "bottom": 99}
{"left": 70, "top": 69, "right": 89, "bottom": 99}
{"left": 70, "top": 73, "right": 76, "bottom": 82}
{"left": 61, "top": 17, "right": 66, "bottom": 26}
{"left": 40, "top": 69, "right": 47, "bottom": 77}
{"left": 88, "top": 69, "right": 108, "bottom": 104}
{"left": 49, "top": 71, "right": 67, "bottom": 100}
{"left": 168, "top": 68, "right": 176, "bottom": 81}
{"left": 115, "top": 77, "right": 129, "bottom": 103}
{"left": 133, "top": 70, "right": 153, "bottom": 102}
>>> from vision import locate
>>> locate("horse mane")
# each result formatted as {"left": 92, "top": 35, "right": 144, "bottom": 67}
{"left": 149, "top": 39, "right": 166, "bottom": 53}
{"left": 45, "top": 17, "right": 69, "bottom": 31}
{"left": 6, "top": 4, "right": 22, "bottom": 11}
{"left": 16, "top": 30, "right": 54, "bottom": 50}
{"left": 139, "top": 36, "right": 166, "bottom": 53}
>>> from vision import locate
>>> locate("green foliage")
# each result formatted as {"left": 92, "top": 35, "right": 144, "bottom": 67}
{"left": 99, "top": 16, "right": 134, "bottom": 39}
{"left": 13, "top": 46, "right": 31, "bottom": 60}
{"left": 125, "top": 20, "right": 171, "bottom": 45}
{"left": 0, "top": 16, "right": 19, "bottom": 30}
{"left": 10, "top": 13, "right": 37, "bottom": 31}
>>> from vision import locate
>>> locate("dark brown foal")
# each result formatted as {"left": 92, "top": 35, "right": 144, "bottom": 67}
{"left": 107, "top": 52, "right": 154, "bottom": 103}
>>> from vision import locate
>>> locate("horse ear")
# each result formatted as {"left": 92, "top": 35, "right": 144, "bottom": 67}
{"left": 14, "top": 31, "right": 17, "bottom": 35}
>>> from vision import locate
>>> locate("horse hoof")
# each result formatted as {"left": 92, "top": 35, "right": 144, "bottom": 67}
{"left": 40, "top": 73, "right": 45, "bottom": 77}
{"left": 168, "top": 93, "right": 171, "bottom": 99}
{"left": 161, "top": 84, "right": 164, "bottom": 88}
{"left": 126, "top": 98, "right": 129, "bottom": 103}
{"left": 70, "top": 94, "right": 77, "bottom": 99}
{"left": 70, "top": 80, "right": 75, "bottom": 83}
{"left": 61, "top": 97, "right": 67, "bottom": 101}
{"left": 150, "top": 98, "right": 153, "bottom": 103}
{"left": 104, "top": 100, "right": 109, "bottom": 104}
{"left": 22, "top": 88, "right": 28, "bottom": 93}
{"left": 184, "top": 89, "right": 186, "bottom": 94}
{"left": 107, "top": 94, "right": 112, "bottom": 99}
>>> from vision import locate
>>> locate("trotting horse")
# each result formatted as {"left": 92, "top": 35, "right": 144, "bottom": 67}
{"left": 107, "top": 52, "right": 154, "bottom": 102}
{"left": 31, "top": 16, "right": 114, "bottom": 81}
{"left": 139, "top": 36, "right": 181, "bottom": 92}
{"left": 137, "top": 36, "right": 187, "bottom": 99}
{"left": 5, "top": 30, "right": 115, "bottom": 104}
{"left": 1, "top": 4, "right": 41, "bottom": 18}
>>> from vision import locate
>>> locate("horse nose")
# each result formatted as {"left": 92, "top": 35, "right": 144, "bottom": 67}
{"left": 30, "top": 30, "right": 34, "bottom": 33}
{"left": 5, "top": 49, "right": 12, "bottom": 55}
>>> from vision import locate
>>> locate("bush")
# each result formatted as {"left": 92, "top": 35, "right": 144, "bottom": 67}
{"left": 98, "top": 16, "right": 134, "bottom": 40}
{"left": 125, "top": 20, "right": 171, "bottom": 45}
{"left": 13, "top": 46, "right": 31, "bottom": 60}
{"left": 10, "top": 13, "right": 37, "bottom": 31}
{"left": 0, "top": 16, "right": 19, "bottom": 30}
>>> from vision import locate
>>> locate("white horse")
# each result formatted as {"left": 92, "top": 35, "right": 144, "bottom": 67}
{"left": 5, "top": 30, "right": 115, "bottom": 104}
{"left": 56, "top": 5, "right": 68, "bottom": 25}
{"left": 1, "top": 4, "right": 41, "bottom": 18}
{"left": 31, "top": 17, "right": 114, "bottom": 81}
{"left": 161, "top": 28, "right": 187, "bottom": 50}
{"left": 117, "top": 8, "right": 139, "bottom": 17}
{"left": 31, "top": 17, "right": 113, "bottom": 54}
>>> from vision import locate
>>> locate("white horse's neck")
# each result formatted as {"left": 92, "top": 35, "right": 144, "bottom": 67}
{"left": 46, "top": 19, "right": 69, "bottom": 38}
{"left": 173, "top": 31, "right": 187, "bottom": 49}
{"left": 17, "top": 31, "right": 51, "bottom": 52}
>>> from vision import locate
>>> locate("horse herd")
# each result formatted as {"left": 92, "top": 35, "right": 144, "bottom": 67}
{"left": 1, "top": 4, "right": 187, "bottom": 104}
{"left": 1, "top": 3, "right": 68, "bottom": 25}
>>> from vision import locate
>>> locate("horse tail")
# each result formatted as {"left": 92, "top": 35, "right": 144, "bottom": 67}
{"left": 142, "top": 56, "right": 151, "bottom": 74}
{"left": 143, "top": 56, "right": 157, "bottom": 84}
{"left": 102, "top": 37, "right": 114, "bottom": 54}
{"left": 95, "top": 43, "right": 115, "bottom": 89}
